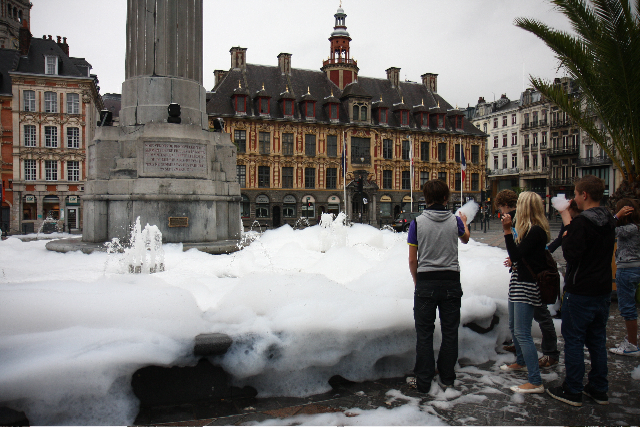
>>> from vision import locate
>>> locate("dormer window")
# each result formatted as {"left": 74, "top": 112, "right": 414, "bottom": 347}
{"left": 454, "top": 116, "right": 464, "bottom": 130}
{"left": 351, "top": 101, "right": 369, "bottom": 122}
{"left": 324, "top": 91, "right": 340, "bottom": 122}
{"left": 259, "top": 98, "right": 270, "bottom": 115}
{"left": 254, "top": 83, "right": 271, "bottom": 116}
{"left": 400, "top": 110, "right": 409, "bottom": 126}
{"left": 283, "top": 100, "right": 294, "bottom": 116}
{"left": 235, "top": 96, "right": 246, "bottom": 113}
{"left": 437, "top": 115, "right": 444, "bottom": 129}
{"left": 329, "top": 103, "right": 339, "bottom": 120}
{"left": 45, "top": 56, "right": 58, "bottom": 75}
{"left": 421, "top": 113, "right": 430, "bottom": 128}
{"left": 304, "top": 101, "right": 315, "bottom": 118}
{"left": 379, "top": 108, "right": 388, "bottom": 124}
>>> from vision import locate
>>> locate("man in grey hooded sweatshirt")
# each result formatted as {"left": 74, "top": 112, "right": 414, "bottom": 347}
{"left": 408, "top": 179, "right": 469, "bottom": 392}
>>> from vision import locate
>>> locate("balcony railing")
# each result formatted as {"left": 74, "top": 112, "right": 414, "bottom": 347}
{"left": 550, "top": 119, "right": 573, "bottom": 129}
{"left": 521, "top": 120, "right": 548, "bottom": 130}
{"left": 521, "top": 166, "right": 550, "bottom": 175}
{"left": 577, "top": 155, "right": 613, "bottom": 167}
{"left": 548, "top": 145, "right": 579, "bottom": 156}
{"left": 487, "top": 167, "right": 520, "bottom": 176}
{"left": 550, "top": 177, "right": 578, "bottom": 186}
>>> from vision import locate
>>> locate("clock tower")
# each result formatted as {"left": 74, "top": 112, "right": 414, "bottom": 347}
{"left": 320, "top": 5, "right": 359, "bottom": 90}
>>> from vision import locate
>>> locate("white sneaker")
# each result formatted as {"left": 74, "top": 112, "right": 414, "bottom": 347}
{"left": 609, "top": 337, "right": 640, "bottom": 356}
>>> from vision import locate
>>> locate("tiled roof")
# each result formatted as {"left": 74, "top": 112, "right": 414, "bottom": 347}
{"left": 14, "top": 38, "right": 88, "bottom": 78}
{"left": 207, "top": 63, "right": 484, "bottom": 135}
{"left": 0, "top": 49, "right": 19, "bottom": 96}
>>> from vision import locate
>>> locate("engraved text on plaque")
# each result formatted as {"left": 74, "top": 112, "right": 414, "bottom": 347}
{"left": 144, "top": 142, "right": 206, "bottom": 174}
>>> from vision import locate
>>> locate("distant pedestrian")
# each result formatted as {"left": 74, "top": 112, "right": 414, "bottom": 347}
{"left": 547, "top": 175, "right": 616, "bottom": 407}
{"left": 407, "top": 179, "right": 470, "bottom": 392}
{"left": 609, "top": 198, "right": 640, "bottom": 356}
{"left": 499, "top": 191, "right": 550, "bottom": 394}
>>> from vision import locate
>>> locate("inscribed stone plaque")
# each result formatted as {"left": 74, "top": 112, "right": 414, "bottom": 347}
{"left": 168, "top": 217, "right": 189, "bottom": 228}
{"left": 144, "top": 142, "right": 206, "bottom": 175}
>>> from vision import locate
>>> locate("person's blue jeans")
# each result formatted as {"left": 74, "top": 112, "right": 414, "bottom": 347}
{"left": 508, "top": 300, "right": 542, "bottom": 386}
{"left": 561, "top": 292, "right": 611, "bottom": 394}
{"left": 413, "top": 279, "right": 462, "bottom": 392}
{"left": 616, "top": 267, "right": 640, "bottom": 321}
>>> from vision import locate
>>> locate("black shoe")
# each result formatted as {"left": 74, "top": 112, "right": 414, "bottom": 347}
{"left": 547, "top": 385, "right": 583, "bottom": 407}
{"left": 583, "top": 383, "right": 609, "bottom": 405}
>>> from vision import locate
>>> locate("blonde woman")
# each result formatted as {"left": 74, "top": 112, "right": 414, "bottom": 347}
{"left": 500, "top": 192, "right": 551, "bottom": 394}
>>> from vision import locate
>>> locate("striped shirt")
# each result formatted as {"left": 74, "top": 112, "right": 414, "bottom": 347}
{"left": 509, "top": 261, "right": 542, "bottom": 306}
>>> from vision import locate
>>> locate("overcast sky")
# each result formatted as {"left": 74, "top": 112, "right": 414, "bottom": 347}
{"left": 31, "top": 0, "right": 574, "bottom": 109}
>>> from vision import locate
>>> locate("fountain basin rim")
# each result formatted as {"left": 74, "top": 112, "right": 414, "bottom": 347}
{"left": 45, "top": 238, "right": 242, "bottom": 254}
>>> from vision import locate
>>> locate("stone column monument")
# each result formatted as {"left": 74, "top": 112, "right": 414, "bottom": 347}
{"left": 82, "top": 0, "right": 241, "bottom": 248}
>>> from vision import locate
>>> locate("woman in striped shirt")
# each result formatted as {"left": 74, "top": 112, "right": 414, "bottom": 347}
{"left": 499, "top": 191, "right": 551, "bottom": 394}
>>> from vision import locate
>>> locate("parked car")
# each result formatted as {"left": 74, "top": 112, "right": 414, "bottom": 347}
{"left": 392, "top": 212, "right": 421, "bottom": 232}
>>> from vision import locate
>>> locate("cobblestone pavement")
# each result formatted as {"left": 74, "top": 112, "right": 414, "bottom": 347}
{"left": 137, "top": 219, "right": 640, "bottom": 426}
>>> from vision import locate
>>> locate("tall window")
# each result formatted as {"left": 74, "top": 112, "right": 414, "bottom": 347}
{"left": 401, "top": 171, "right": 410, "bottom": 190}
{"left": 305, "top": 134, "right": 316, "bottom": 157}
{"left": 351, "top": 137, "right": 371, "bottom": 163}
{"left": 24, "top": 125, "right": 36, "bottom": 147}
{"left": 24, "top": 159, "right": 36, "bottom": 181}
{"left": 471, "top": 173, "right": 479, "bottom": 191}
{"left": 420, "top": 171, "right": 429, "bottom": 188}
{"left": 44, "top": 92, "right": 57, "bottom": 113}
{"left": 511, "top": 113, "right": 517, "bottom": 125}
{"left": 67, "top": 127, "right": 80, "bottom": 148}
{"left": 235, "top": 96, "right": 246, "bottom": 113}
{"left": 383, "top": 170, "right": 392, "bottom": 189}
{"left": 524, "top": 154, "right": 530, "bottom": 169}
{"left": 234, "top": 130, "right": 246, "bottom": 153}
{"left": 493, "top": 117, "right": 498, "bottom": 128}
{"left": 326, "top": 168, "right": 337, "bottom": 189}
{"left": 533, "top": 154, "right": 539, "bottom": 168}
{"left": 237, "top": 165, "right": 246, "bottom": 187}
{"left": 502, "top": 116, "right": 507, "bottom": 126}
{"left": 352, "top": 105, "right": 359, "bottom": 120}
{"left": 494, "top": 155, "right": 498, "bottom": 169}
{"left": 45, "top": 56, "right": 58, "bottom": 75}
{"left": 455, "top": 173, "right": 461, "bottom": 191}
{"left": 533, "top": 133, "right": 538, "bottom": 146}
{"left": 282, "top": 133, "right": 294, "bottom": 156}
{"left": 360, "top": 106, "right": 367, "bottom": 121}
{"left": 438, "top": 172, "right": 447, "bottom": 182}
{"left": 282, "top": 167, "right": 293, "bottom": 188}
{"left": 455, "top": 144, "right": 461, "bottom": 162}
{"left": 493, "top": 136, "right": 498, "bottom": 148}
{"left": 258, "top": 166, "right": 270, "bottom": 188}
{"left": 305, "top": 102, "right": 315, "bottom": 118}
{"left": 283, "top": 100, "right": 293, "bottom": 116}
{"left": 438, "top": 143, "right": 446, "bottom": 162}
{"left": 67, "top": 93, "right": 80, "bottom": 114}
{"left": 502, "top": 134, "right": 507, "bottom": 147}
{"left": 45, "top": 160, "right": 58, "bottom": 181}
{"left": 44, "top": 126, "right": 58, "bottom": 148}
{"left": 512, "top": 153, "right": 517, "bottom": 168}
{"left": 23, "top": 90, "right": 35, "bottom": 112}
{"left": 402, "top": 140, "right": 410, "bottom": 160}
{"left": 471, "top": 145, "right": 479, "bottom": 163}
{"left": 379, "top": 108, "right": 388, "bottom": 124}
{"left": 400, "top": 111, "right": 409, "bottom": 126}
{"left": 305, "top": 167, "right": 315, "bottom": 189}
{"left": 259, "top": 132, "right": 270, "bottom": 155}
{"left": 67, "top": 161, "right": 79, "bottom": 182}
{"left": 241, "top": 195, "right": 250, "bottom": 218}
{"left": 512, "top": 133, "right": 517, "bottom": 145}
{"left": 502, "top": 155, "right": 507, "bottom": 169}
{"left": 421, "top": 141, "right": 429, "bottom": 161}
{"left": 327, "top": 135, "right": 337, "bottom": 157}
{"left": 383, "top": 139, "right": 393, "bottom": 159}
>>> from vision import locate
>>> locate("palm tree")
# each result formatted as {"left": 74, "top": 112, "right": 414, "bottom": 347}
{"left": 515, "top": 0, "right": 640, "bottom": 202}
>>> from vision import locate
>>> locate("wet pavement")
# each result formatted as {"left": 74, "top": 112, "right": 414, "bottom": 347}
{"left": 134, "top": 219, "right": 640, "bottom": 426}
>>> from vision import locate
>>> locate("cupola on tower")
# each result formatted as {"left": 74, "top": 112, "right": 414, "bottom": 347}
{"left": 321, "top": 5, "right": 359, "bottom": 90}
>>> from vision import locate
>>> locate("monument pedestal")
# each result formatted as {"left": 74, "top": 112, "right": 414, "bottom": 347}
{"left": 83, "top": 123, "right": 241, "bottom": 244}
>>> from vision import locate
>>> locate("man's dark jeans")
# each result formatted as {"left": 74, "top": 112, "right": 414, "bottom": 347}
{"left": 533, "top": 304, "right": 560, "bottom": 359}
{"left": 414, "top": 279, "right": 462, "bottom": 392}
{"left": 561, "top": 292, "right": 611, "bottom": 394}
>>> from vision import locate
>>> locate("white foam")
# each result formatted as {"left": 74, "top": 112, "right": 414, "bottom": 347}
{"left": 0, "top": 220, "right": 519, "bottom": 424}
{"left": 551, "top": 194, "right": 570, "bottom": 212}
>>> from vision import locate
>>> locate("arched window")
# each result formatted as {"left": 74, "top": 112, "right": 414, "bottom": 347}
{"left": 352, "top": 105, "right": 359, "bottom": 120}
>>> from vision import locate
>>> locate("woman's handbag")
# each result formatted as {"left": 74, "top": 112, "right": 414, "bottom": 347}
{"left": 522, "top": 251, "right": 561, "bottom": 304}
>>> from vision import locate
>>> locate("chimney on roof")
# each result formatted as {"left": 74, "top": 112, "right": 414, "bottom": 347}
{"left": 230, "top": 47, "right": 247, "bottom": 70}
{"left": 214, "top": 69, "right": 228, "bottom": 87}
{"left": 421, "top": 73, "right": 438, "bottom": 93}
{"left": 19, "top": 19, "right": 31, "bottom": 56}
{"left": 278, "top": 53, "right": 292, "bottom": 76}
{"left": 57, "top": 36, "right": 69, "bottom": 56}
{"left": 478, "top": 96, "right": 485, "bottom": 104}
{"left": 48, "top": 35, "right": 52, "bottom": 40}
{"left": 386, "top": 67, "right": 400, "bottom": 88}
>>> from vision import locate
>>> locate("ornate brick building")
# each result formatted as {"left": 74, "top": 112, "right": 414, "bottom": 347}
{"left": 207, "top": 6, "right": 486, "bottom": 228}
{"left": 7, "top": 23, "right": 102, "bottom": 234}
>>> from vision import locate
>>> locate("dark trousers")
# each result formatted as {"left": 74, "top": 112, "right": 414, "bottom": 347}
{"left": 533, "top": 304, "right": 560, "bottom": 359}
{"left": 561, "top": 292, "right": 611, "bottom": 393}
{"left": 413, "top": 279, "right": 462, "bottom": 392}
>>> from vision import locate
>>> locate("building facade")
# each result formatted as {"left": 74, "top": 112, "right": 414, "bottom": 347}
{"left": 207, "top": 7, "right": 486, "bottom": 228}
{"left": 0, "top": 0, "right": 29, "bottom": 49}
{"left": 8, "top": 25, "right": 102, "bottom": 234}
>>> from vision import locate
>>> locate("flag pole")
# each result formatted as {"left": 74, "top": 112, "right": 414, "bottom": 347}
{"left": 409, "top": 134, "right": 413, "bottom": 212}
{"left": 460, "top": 141, "right": 463, "bottom": 206}
{"left": 343, "top": 131, "right": 347, "bottom": 216}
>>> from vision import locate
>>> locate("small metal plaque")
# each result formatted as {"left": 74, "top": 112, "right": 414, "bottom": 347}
{"left": 168, "top": 217, "right": 189, "bottom": 228}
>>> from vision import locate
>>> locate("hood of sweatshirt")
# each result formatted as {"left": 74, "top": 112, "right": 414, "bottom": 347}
{"left": 422, "top": 209, "right": 454, "bottom": 223}
{"left": 582, "top": 206, "right": 615, "bottom": 228}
